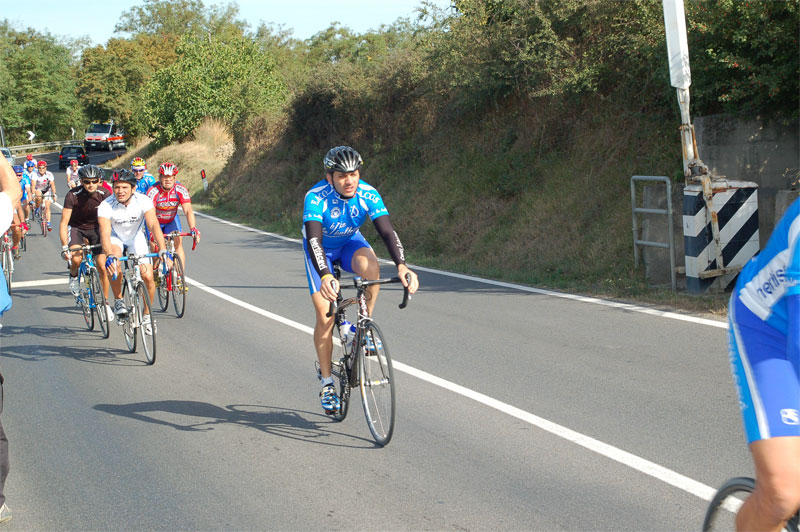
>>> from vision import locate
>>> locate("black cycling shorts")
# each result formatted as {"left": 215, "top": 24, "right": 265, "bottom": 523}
{"left": 68, "top": 226, "right": 101, "bottom": 248}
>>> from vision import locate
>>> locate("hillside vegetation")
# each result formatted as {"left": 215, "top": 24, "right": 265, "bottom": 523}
{"left": 4, "top": 0, "right": 798, "bottom": 312}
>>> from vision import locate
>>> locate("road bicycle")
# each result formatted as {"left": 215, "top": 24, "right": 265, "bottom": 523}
{"left": 154, "top": 231, "right": 195, "bottom": 318}
{"left": 115, "top": 253, "right": 160, "bottom": 365}
{"left": 703, "top": 477, "right": 799, "bottom": 531}
{"left": 0, "top": 228, "right": 14, "bottom": 294}
{"left": 317, "top": 262, "right": 410, "bottom": 446}
{"left": 32, "top": 203, "right": 46, "bottom": 237}
{"left": 71, "top": 243, "right": 110, "bottom": 339}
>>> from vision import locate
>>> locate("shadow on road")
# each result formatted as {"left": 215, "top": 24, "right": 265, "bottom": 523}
{"left": 94, "top": 400, "right": 377, "bottom": 447}
{"left": 0, "top": 325, "right": 150, "bottom": 366}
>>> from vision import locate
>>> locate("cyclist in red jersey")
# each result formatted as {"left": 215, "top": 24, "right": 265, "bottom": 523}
{"left": 145, "top": 162, "right": 200, "bottom": 271}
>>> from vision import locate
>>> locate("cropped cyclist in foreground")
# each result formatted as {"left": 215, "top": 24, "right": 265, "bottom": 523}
{"left": 728, "top": 197, "right": 800, "bottom": 532}
{"left": 302, "top": 146, "right": 419, "bottom": 414}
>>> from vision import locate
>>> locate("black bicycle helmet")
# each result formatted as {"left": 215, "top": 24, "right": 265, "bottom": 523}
{"left": 323, "top": 146, "right": 363, "bottom": 174}
{"left": 111, "top": 168, "right": 137, "bottom": 186}
{"left": 78, "top": 165, "right": 104, "bottom": 180}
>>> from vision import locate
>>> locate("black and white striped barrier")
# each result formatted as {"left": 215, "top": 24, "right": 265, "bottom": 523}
{"left": 682, "top": 180, "right": 760, "bottom": 293}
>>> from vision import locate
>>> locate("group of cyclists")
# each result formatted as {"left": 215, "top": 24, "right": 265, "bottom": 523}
{"left": 58, "top": 157, "right": 200, "bottom": 330}
{"left": 1, "top": 143, "right": 798, "bottom": 530}
{"left": 8, "top": 155, "right": 59, "bottom": 258}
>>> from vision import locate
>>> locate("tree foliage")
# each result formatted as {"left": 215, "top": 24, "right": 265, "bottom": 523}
{"left": 115, "top": 0, "right": 246, "bottom": 40}
{"left": 141, "top": 33, "right": 286, "bottom": 144}
{"left": 0, "top": 21, "right": 86, "bottom": 144}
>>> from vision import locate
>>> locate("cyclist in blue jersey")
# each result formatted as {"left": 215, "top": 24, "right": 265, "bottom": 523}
{"left": 10, "top": 166, "right": 30, "bottom": 258}
{"left": 728, "top": 197, "right": 800, "bottom": 532}
{"left": 131, "top": 157, "right": 157, "bottom": 195}
{"left": 303, "top": 146, "right": 419, "bottom": 414}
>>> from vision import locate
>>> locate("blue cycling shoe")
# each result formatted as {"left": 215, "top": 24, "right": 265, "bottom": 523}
{"left": 320, "top": 384, "right": 340, "bottom": 415}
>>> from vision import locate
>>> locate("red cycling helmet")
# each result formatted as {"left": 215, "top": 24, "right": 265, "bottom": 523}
{"left": 158, "top": 162, "right": 178, "bottom": 177}
{"left": 26, "top": 154, "right": 33, "bottom": 161}
{"left": 37, "top": 160, "right": 47, "bottom": 167}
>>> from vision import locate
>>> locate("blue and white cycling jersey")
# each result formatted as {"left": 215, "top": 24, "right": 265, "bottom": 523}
{"left": 135, "top": 173, "right": 157, "bottom": 195}
{"left": 728, "top": 197, "right": 800, "bottom": 443}
{"left": 735, "top": 197, "right": 800, "bottom": 334}
{"left": 302, "top": 179, "right": 389, "bottom": 248}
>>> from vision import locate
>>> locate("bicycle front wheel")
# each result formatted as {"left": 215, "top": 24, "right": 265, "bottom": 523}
{"left": 358, "top": 321, "right": 395, "bottom": 446}
{"left": 90, "top": 270, "right": 109, "bottom": 339}
{"left": 2, "top": 248, "right": 12, "bottom": 294}
{"left": 171, "top": 256, "right": 186, "bottom": 318}
{"left": 122, "top": 282, "right": 137, "bottom": 353}
{"left": 703, "top": 477, "right": 754, "bottom": 532}
{"left": 78, "top": 270, "right": 94, "bottom": 330}
{"left": 156, "top": 266, "right": 169, "bottom": 311}
{"left": 136, "top": 283, "right": 156, "bottom": 365}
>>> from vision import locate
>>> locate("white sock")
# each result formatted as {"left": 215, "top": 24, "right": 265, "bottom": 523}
{"left": 321, "top": 377, "right": 334, "bottom": 387}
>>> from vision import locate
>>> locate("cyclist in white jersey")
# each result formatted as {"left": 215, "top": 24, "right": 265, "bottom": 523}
{"left": 98, "top": 169, "right": 171, "bottom": 325}
{"left": 65, "top": 159, "right": 81, "bottom": 189}
{"left": 31, "top": 160, "right": 56, "bottom": 231}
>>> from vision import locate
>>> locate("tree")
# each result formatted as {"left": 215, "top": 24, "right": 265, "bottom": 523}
{"left": 115, "top": 0, "right": 246, "bottom": 40}
{"left": 0, "top": 21, "right": 85, "bottom": 143}
{"left": 141, "top": 33, "right": 286, "bottom": 144}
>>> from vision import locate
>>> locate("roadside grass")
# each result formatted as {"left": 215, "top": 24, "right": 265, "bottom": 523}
{"left": 107, "top": 118, "right": 233, "bottom": 195}
{"left": 170, "top": 108, "right": 730, "bottom": 319}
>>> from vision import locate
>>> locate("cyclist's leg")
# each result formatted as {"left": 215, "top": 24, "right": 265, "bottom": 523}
{"left": 737, "top": 437, "right": 800, "bottom": 532}
{"left": 10, "top": 211, "right": 21, "bottom": 249}
{"left": 342, "top": 233, "right": 380, "bottom": 315}
{"left": 165, "top": 218, "right": 185, "bottom": 269}
{"left": 131, "top": 231, "right": 155, "bottom": 311}
{"left": 729, "top": 296, "right": 800, "bottom": 531}
{"left": 304, "top": 239, "right": 340, "bottom": 380}
{"left": 108, "top": 237, "right": 125, "bottom": 300}
{"left": 67, "top": 228, "right": 84, "bottom": 277}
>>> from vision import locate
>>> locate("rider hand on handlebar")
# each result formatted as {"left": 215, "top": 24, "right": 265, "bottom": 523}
{"left": 319, "top": 274, "right": 339, "bottom": 303}
{"left": 397, "top": 264, "right": 419, "bottom": 295}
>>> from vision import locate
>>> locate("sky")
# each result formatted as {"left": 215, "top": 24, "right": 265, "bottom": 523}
{"left": 2, "top": 0, "right": 454, "bottom": 45}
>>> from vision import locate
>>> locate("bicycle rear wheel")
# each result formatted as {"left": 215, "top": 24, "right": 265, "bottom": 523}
{"left": 78, "top": 270, "right": 94, "bottom": 330}
{"left": 90, "top": 270, "right": 109, "bottom": 339}
{"left": 136, "top": 283, "right": 156, "bottom": 365}
{"left": 358, "top": 321, "right": 395, "bottom": 446}
{"left": 122, "top": 282, "right": 137, "bottom": 353}
{"left": 171, "top": 256, "right": 186, "bottom": 318}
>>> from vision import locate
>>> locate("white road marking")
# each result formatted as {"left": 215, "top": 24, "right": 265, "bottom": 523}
{"left": 12, "top": 279, "right": 67, "bottom": 288}
{"left": 185, "top": 274, "right": 718, "bottom": 503}
{"left": 195, "top": 212, "right": 728, "bottom": 329}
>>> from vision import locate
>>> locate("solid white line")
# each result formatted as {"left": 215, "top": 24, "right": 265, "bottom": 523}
{"left": 12, "top": 279, "right": 67, "bottom": 288}
{"left": 184, "top": 273, "right": 718, "bottom": 502}
{"left": 195, "top": 211, "right": 728, "bottom": 329}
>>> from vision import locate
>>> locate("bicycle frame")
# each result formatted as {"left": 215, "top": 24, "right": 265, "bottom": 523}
{"left": 77, "top": 244, "right": 103, "bottom": 309}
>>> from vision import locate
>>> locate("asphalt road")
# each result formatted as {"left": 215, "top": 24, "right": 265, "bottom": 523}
{"left": 0, "top": 151, "right": 750, "bottom": 530}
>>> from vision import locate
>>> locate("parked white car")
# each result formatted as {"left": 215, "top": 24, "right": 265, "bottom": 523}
{"left": 1, "top": 148, "right": 13, "bottom": 167}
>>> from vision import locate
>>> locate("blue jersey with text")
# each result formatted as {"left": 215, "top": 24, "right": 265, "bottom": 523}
{"left": 135, "top": 173, "right": 157, "bottom": 195}
{"left": 302, "top": 179, "right": 389, "bottom": 248}
{"left": 735, "top": 198, "right": 800, "bottom": 334}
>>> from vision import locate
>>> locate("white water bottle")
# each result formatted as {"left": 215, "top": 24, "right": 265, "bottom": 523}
{"left": 339, "top": 320, "right": 355, "bottom": 349}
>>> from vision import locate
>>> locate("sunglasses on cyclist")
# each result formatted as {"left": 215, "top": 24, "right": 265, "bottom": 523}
{"left": 81, "top": 179, "right": 100, "bottom": 185}
{"left": 132, "top": 168, "right": 145, "bottom": 173}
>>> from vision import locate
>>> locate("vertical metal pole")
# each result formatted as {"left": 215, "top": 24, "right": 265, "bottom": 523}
{"left": 665, "top": 179, "right": 676, "bottom": 291}
{"left": 0, "top": 125, "right": 5, "bottom": 147}
{"left": 631, "top": 179, "right": 639, "bottom": 265}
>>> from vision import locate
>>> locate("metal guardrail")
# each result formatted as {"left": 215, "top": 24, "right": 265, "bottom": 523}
{"left": 6, "top": 140, "right": 78, "bottom": 153}
{"left": 630, "top": 175, "right": 677, "bottom": 291}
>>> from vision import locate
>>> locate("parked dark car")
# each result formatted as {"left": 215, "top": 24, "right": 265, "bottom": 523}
{"left": 59, "top": 146, "right": 89, "bottom": 169}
